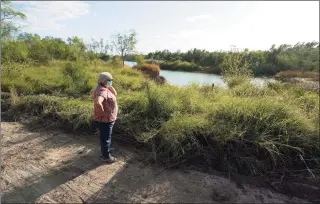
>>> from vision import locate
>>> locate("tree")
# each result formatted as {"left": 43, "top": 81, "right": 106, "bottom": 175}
{"left": 221, "top": 48, "right": 252, "bottom": 78}
{"left": 86, "top": 37, "right": 111, "bottom": 61}
{"left": 111, "top": 30, "right": 137, "bottom": 67}
{"left": 134, "top": 54, "right": 145, "bottom": 65}
{"left": 0, "top": 0, "right": 26, "bottom": 41}
{"left": 67, "top": 36, "right": 86, "bottom": 60}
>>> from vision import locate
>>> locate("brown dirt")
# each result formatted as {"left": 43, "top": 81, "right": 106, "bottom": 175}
{"left": 0, "top": 121, "right": 311, "bottom": 203}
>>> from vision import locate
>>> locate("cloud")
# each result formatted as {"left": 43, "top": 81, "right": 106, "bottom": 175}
{"left": 185, "top": 14, "right": 212, "bottom": 22}
{"left": 13, "top": 1, "right": 90, "bottom": 31}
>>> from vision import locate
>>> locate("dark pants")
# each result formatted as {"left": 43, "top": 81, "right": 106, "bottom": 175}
{"left": 95, "top": 121, "right": 115, "bottom": 159}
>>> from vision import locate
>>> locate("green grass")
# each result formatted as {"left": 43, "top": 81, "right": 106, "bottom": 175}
{"left": 2, "top": 60, "right": 319, "bottom": 177}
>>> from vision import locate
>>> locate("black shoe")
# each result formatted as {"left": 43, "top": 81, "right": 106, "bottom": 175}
{"left": 100, "top": 155, "right": 117, "bottom": 163}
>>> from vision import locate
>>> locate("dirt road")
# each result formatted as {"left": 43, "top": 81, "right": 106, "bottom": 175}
{"left": 1, "top": 121, "right": 308, "bottom": 203}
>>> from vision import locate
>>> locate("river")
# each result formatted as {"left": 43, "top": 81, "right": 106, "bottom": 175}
{"left": 124, "top": 61, "right": 274, "bottom": 87}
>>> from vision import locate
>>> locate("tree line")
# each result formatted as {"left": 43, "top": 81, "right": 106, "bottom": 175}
{"left": 1, "top": 1, "right": 137, "bottom": 66}
{"left": 2, "top": 31, "right": 138, "bottom": 66}
{"left": 144, "top": 43, "right": 319, "bottom": 76}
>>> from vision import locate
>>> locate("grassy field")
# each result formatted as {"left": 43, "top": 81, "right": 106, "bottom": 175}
{"left": 2, "top": 60, "right": 319, "bottom": 178}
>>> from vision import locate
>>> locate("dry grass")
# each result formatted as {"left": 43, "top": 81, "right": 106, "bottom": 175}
{"left": 134, "top": 63, "right": 161, "bottom": 73}
{"left": 276, "top": 70, "right": 319, "bottom": 81}
{"left": 133, "top": 63, "right": 161, "bottom": 79}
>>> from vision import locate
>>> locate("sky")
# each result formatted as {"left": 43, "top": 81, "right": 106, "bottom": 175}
{"left": 12, "top": 1, "right": 319, "bottom": 54}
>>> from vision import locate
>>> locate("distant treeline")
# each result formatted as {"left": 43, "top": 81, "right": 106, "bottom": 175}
{"left": 3, "top": 32, "right": 319, "bottom": 77}
{"left": 2, "top": 33, "right": 112, "bottom": 64}
{"left": 137, "top": 43, "right": 319, "bottom": 76}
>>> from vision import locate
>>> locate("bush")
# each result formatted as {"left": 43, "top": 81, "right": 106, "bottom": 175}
{"left": 62, "top": 61, "right": 91, "bottom": 94}
{"left": 2, "top": 41, "right": 29, "bottom": 63}
{"left": 134, "top": 54, "right": 145, "bottom": 65}
{"left": 133, "top": 64, "right": 163, "bottom": 83}
{"left": 111, "top": 56, "right": 123, "bottom": 67}
{"left": 134, "top": 63, "right": 160, "bottom": 73}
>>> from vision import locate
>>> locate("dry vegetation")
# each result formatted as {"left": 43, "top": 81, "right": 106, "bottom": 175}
{"left": 276, "top": 70, "right": 319, "bottom": 81}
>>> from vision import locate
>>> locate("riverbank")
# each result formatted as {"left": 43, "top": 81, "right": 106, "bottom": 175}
{"left": 275, "top": 71, "right": 319, "bottom": 92}
{"left": 279, "top": 77, "right": 319, "bottom": 92}
{"left": 145, "top": 59, "right": 218, "bottom": 74}
{"left": 2, "top": 60, "right": 319, "bottom": 184}
{"left": 143, "top": 59, "right": 319, "bottom": 83}
{"left": 127, "top": 61, "right": 318, "bottom": 89}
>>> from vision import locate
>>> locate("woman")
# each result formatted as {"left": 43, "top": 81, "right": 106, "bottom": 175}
{"left": 93, "top": 72, "right": 118, "bottom": 163}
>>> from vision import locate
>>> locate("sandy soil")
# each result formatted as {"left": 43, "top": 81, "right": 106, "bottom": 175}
{"left": 1, "top": 121, "right": 310, "bottom": 203}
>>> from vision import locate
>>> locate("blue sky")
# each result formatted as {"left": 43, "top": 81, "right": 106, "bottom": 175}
{"left": 13, "top": 1, "right": 319, "bottom": 54}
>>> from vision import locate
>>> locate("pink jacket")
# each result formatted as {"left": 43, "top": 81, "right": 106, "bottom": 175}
{"left": 93, "top": 85, "right": 118, "bottom": 123}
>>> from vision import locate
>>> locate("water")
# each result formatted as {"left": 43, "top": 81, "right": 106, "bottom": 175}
{"left": 124, "top": 61, "right": 274, "bottom": 87}
{"left": 124, "top": 61, "right": 137, "bottom": 67}
{"left": 160, "top": 70, "right": 226, "bottom": 87}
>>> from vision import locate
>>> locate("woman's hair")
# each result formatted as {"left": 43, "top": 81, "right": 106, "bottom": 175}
{"left": 98, "top": 72, "right": 113, "bottom": 84}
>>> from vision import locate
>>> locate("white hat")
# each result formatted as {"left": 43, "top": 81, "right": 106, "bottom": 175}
{"left": 98, "top": 72, "right": 113, "bottom": 84}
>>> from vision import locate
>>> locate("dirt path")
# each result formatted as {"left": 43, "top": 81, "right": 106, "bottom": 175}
{"left": 1, "top": 121, "right": 308, "bottom": 203}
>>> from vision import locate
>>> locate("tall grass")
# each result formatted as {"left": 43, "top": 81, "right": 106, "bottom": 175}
{"left": 62, "top": 61, "right": 91, "bottom": 95}
{"left": 2, "top": 60, "right": 319, "bottom": 178}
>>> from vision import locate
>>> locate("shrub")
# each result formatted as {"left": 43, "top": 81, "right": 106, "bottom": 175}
{"left": 2, "top": 41, "right": 29, "bottom": 63}
{"left": 134, "top": 54, "right": 145, "bottom": 65}
{"left": 221, "top": 51, "right": 253, "bottom": 89}
{"left": 135, "top": 63, "right": 160, "bottom": 73}
{"left": 221, "top": 51, "right": 253, "bottom": 78}
{"left": 134, "top": 63, "right": 161, "bottom": 79}
{"left": 62, "top": 61, "right": 91, "bottom": 94}
{"left": 111, "top": 56, "right": 123, "bottom": 68}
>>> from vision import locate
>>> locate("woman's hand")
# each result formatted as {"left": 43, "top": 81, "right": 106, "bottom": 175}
{"left": 95, "top": 96, "right": 105, "bottom": 112}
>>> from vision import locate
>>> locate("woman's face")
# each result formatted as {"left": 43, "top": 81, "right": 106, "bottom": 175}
{"left": 105, "top": 79, "right": 112, "bottom": 87}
